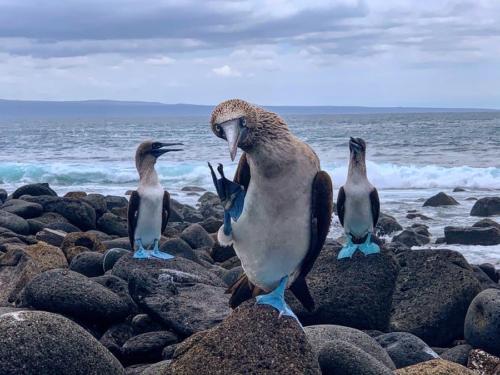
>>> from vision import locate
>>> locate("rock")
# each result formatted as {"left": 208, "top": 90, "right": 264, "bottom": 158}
{"left": 180, "top": 223, "right": 214, "bottom": 249}
{"left": 479, "top": 263, "right": 498, "bottom": 283}
{"left": 221, "top": 265, "right": 243, "bottom": 287}
{"left": 100, "top": 322, "right": 134, "bottom": 361}
{"left": 64, "top": 191, "right": 87, "bottom": 199}
{"left": 394, "top": 359, "right": 473, "bottom": 374}
{"left": 159, "top": 238, "right": 198, "bottom": 262}
{"left": 24, "top": 242, "right": 68, "bottom": 272}
{"left": 70, "top": 251, "right": 104, "bottom": 277}
{"left": 197, "top": 192, "right": 224, "bottom": 219}
{"left": 0, "top": 226, "right": 36, "bottom": 245}
{"left": 47, "top": 221, "right": 81, "bottom": 233}
{"left": 220, "top": 255, "right": 241, "bottom": 269}
{"left": 376, "top": 213, "right": 403, "bottom": 236}
{"left": 23, "top": 269, "right": 130, "bottom": 322}
{"left": 182, "top": 186, "right": 206, "bottom": 192}
{"left": 128, "top": 269, "right": 229, "bottom": 336}
{"left": 444, "top": 226, "right": 500, "bottom": 245}
{"left": 1, "top": 199, "right": 43, "bottom": 219}
{"left": 406, "top": 213, "right": 432, "bottom": 220}
{"left": 392, "top": 228, "right": 430, "bottom": 247}
{"left": 317, "top": 339, "right": 393, "bottom": 375}
{"left": 26, "top": 212, "right": 70, "bottom": 233}
{"left": 83, "top": 193, "right": 108, "bottom": 217}
{"left": 105, "top": 195, "right": 128, "bottom": 211}
{"left": 0, "top": 210, "right": 30, "bottom": 234}
{"left": 111, "top": 206, "right": 128, "bottom": 219}
{"left": 287, "top": 243, "right": 399, "bottom": 330}
{"left": 435, "top": 237, "right": 446, "bottom": 244}
{"left": 172, "top": 301, "right": 320, "bottom": 374}
{"left": 19, "top": 194, "right": 59, "bottom": 207}
{"left": 122, "top": 331, "right": 178, "bottom": 365}
{"left": 423, "top": 192, "right": 459, "bottom": 207}
{"left": 305, "top": 325, "right": 395, "bottom": 369}
{"left": 375, "top": 332, "right": 439, "bottom": 368}
{"left": 125, "top": 364, "right": 151, "bottom": 375}
{"left": 103, "top": 248, "right": 131, "bottom": 272}
{"left": 103, "top": 237, "right": 132, "bottom": 250}
{"left": 473, "top": 218, "right": 500, "bottom": 230}
{"left": 12, "top": 183, "right": 57, "bottom": 199}
{"left": 211, "top": 243, "right": 236, "bottom": 263}
{"left": 141, "top": 361, "right": 172, "bottom": 375}
{"left": 467, "top": 349, "right": 500, "bottom": 373}
{"left": 466, "top": 197, "right": 478, "bottom": 201}
{"left": 44, "top": 198, "right": 97, "bottom": 230}
{"left": 0, "top": 188, "right": 7, "bottom": 203}
{"left": 0, "top": 249, "right": 40, "bottom": 304}
{"left": 440, "top": 345, "right": 472, "bottom": 366}
{"left": 199, "top": 216, "right": 223, "bottom": 234}
{"left": 0, "top": 310, "right": 125, "bottom": 375}
{"left": 390, "top": 249, "right": 482, "bottom": 346}
{"left": 132, "top": 314, "right": 165, "bottom": 334}
{"left": 98, "top": 212, "right": 128, "bottom": 236}
{"left": 470, "top": 197, "right": 500, "bottom": 217}
{"left": 93, "top": 274, "right": 138, "bottom": 316}
{"left": 472, "top": 266, "right": 500, "bottom": 290}
{"left": 464, "top": 288, "right": 500, "bottom": 356}
{"left": 453, "top": 187, "right": 466, "bottom": 192}
{"left": 182, "top": 205, "right": 204, "bottom": 223}
{"left": 61, "top": 231, "right": 107, "bottom": 262}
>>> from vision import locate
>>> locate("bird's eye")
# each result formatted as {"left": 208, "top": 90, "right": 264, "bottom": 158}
{"left": 215, "top": 124, "right": 222, "bottom": 133}
{"left": 240, "top": 117, "right": 247, "bottom": 127}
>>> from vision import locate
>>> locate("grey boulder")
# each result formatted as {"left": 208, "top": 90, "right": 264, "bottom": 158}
{"left": 470, "top": 197, "right": 500, "bottom": 217}
{"left": 1, "top": 199, "right": 43, "bottom": 219}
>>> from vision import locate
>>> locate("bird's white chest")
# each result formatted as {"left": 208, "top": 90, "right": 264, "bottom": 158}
{"left": 343, "top": 182, "right": 373, "bottom": 238}
{"left": 232, "top": 168, "right": 315, "bottom": 291}
{"left": 135, "top": 185, "right": 164, "bottom": 248}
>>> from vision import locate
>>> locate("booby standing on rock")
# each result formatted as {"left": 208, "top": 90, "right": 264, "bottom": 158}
{"left": 336, "top": 137, "right": 380, "bottom": 259}
{"left": 209, "top": 99, "right": 333, "bottom": 320}
{"left": 128, "top": 140, "right": 182, "bottom": 259}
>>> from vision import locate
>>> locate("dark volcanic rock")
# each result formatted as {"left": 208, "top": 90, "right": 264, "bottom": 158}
{"left": 211, "top": 243, "right": 236, "bottom": 263}
{"left": 470, "top": 197, "right": 500, "bottom": 217}
{"left": 0, "top": 210, "right": 30, "bottom": 234}
{"left": 171, "top": 301, "right": 320, "bottom": 375}
{"left": 182, "top": 205, "right": 204, "bottom": 223}
{"left": 199, "top": 216, "right": 223, "bottom": 234}
{"left": 23, "top": 269, "right": 130, "bottom": 323}
{"left": 103, "top": 248, "right": 131, "bottom": 272}
{"left": 464, "top": 288, "right": 500, "bottom": 356}
{"left": 70, "top": 251, "right": 104, "bottom": 277}
{"left": 61, "top": 231, "right": 107, "bottom": 261}
{"left": 159, "top": 238, "right": 198, "bottom": 262}
{"left": 197, "top": 192, "right": 224, "bottom": 219}
{"left": 467, "top": 349, "right": 500, "bottom": 374}
{"left": 287, "top": 243, "right": 400, "bottom": 331}
{"left": 406, "top": 212, "right": 432, "bottom": 220}
{"left": 44, "top": 197, "right": 96, "bottom": 230}
{"left": 103, "top": 237, "right": 132, "bottom": 250}
{"left": 98, "top": 212, "right": 128, "bottom": 236}
{"left": 35, "top": 228, "right": 67, "bottom": 247}
{"left": 305, "top": 324, "right": 395, "bottom": 369}
{"left": 122, "top": 331, "right": 178, "bottom": 364}
{"left": 180, "top": 223, "right": 214, "bottom": 249}
{"left": 24, "top": 242, "right": 68, "bottom": 272}
{"left": 478, "top": 263, "right": 498, "bottom": 283}
{"left": 440, "top": 344, "right": 472, "bottom": 366}
{"left": 27, "top": 212, "right": 69, "bottom": 233}
{"left": 444, "top": 226, "right": 500, "bottom": 245}
{"left": 105, "top": 195, "right": 128, "bottom": 211}
{"left": 392, "top": 228, "right": 430, "bottom": 247}
{"left": 390, "top": 249, "right": 482, "bottom": 346}
{"left": 93, "top": 274, "right": 138, "bottom": 316}
{"left": 1, "top": 199, "right": 43, "bottom": 219}
{"left": 99, "top": 322, "right": 135, "bottom": 361}
{"left": 473, "top": 218, "right": 500, "bottom": 229}
{"left": 423, "top": 192, "right": 459, "bottom": 207}
{"left": 0, "top": 310, "right": 124, "bottom": 375}
{"left": 0, "top": 248, "right": 40, "bottom": 305}
{"left": 83, "top": 193, "right": 108, "bottom": 217}
{"left": 317, "top": 340, "right": 393, "bottom": 375}
{"left": 376, "top": 213, "right": 403, "bottom": 236}
{"left": 131, "top": 314, "right": 165, "bottom": 334}
{"left": 375, "top": 332, "right": 439, "bottom": 369}
{"left": 12, "top": 183, "right": 57, "bottom": 199}
{"left": 471, "top": 265, "right": 500, "bottom": 290}
{"left": 394, "top": 359, "right": 474, "bottom": 374}
{"left": 0, "top": 188, "right": 7, "bottom": 203}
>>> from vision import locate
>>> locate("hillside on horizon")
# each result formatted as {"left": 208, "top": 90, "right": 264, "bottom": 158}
{"left": 0, "top": 99, "right": 498, "bottom": 119}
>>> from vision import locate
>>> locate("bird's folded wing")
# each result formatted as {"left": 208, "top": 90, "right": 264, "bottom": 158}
{"left": 127, "top": 191, "right": 140, "bottom": 249}
{"left": 370, "top": 188, "right": 380, "bottom": 227}
{"left": 336, "top": 186, "right": 346, "bottom": 226}
{"left": 162, "top": 191, "right": 171, "bottom": 234}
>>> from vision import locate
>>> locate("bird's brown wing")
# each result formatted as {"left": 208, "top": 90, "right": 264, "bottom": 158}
{"left": 336, "top": 186, "right": 346, "bottom": 227}
{"left": 370, "top": 188, "right": 380, "bottom": 227}
{"left": 162, "top": 191, "right": 171, "bottom": 234}
{"left": 290, "top": 170, "right": 333, "bottom": 311}
{"left": 127, "top": 191, "right": 140, "bottom": 249}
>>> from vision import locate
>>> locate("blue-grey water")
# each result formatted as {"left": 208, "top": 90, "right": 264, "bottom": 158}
{"left": 0, "top": 112, "right": 499, "bottom": 264}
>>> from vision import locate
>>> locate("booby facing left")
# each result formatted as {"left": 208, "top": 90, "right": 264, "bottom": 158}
{"left": 336, "top": 137, "right": 380, "bottom": 259}
{"left": 128, "top": 140, "right": 182, "bottom": 259}
{"left": 209, "top": 99, "right": 333, "bottom": 321}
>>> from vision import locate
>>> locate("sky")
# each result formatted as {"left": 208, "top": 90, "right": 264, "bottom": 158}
{"left": 0, "top": 0, "right": 499, "bottom": 107}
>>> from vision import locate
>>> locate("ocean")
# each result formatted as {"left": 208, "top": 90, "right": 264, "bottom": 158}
{"left": 0, "top": 112, "right": 499, "bottom": 265}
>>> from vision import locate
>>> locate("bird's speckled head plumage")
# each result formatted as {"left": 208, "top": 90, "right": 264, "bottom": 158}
{"left": 210, "top": 99, "right": 290, "bottom": 154}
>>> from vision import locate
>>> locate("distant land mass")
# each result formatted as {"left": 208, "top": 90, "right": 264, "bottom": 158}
{"left": 0, "top": 99, "right": 498, "bottom": 118}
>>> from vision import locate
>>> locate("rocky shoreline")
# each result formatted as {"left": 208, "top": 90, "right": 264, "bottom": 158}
{"left": 0, "top": 183, "right": 500, "bottom": 374}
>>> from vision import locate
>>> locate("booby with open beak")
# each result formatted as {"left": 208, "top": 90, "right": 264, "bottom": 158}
{"left": 209, "top": 99, "right": 333, "bottom": 321}
{"left": 336, "top": 137, "right": 380, "bottom": 259}
{"left": 128, "top": 140, "right": 182, "bottom": 259}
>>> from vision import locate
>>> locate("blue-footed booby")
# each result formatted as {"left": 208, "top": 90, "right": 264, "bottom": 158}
{"left": 209, "top": 99, "right": 333, "bottom": 321}
{"left": 128, "top": 140, "right": 182, "bottom": 259}
{"left": 337, "top": 137, "right": 380, "bottom": 259}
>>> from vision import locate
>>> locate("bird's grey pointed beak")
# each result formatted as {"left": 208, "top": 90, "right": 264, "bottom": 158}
{"left": 152, "top": 143, "right": 184, "bottom": 157}
{"left": 221, "top": 120, "right": 240, "bottom": 161}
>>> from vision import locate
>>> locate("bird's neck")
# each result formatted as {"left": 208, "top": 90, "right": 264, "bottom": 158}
{"left": 348, "top": 154, "right": 367, "bottom": 181}
{"left": 138, "top": 162, "right": 160, "bottom": 186}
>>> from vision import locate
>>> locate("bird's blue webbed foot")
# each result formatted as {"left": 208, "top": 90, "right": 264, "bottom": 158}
{"left": 255, "top": 276, "right": 300, "bottom": 323}
{"left": 150, "top": 239, "right": 174, "bottom": 260}
{"left": 337, "top": 234, "right": 359, "bottom": 259}
{"left": 208, "top": 162, "right": 245, "bottom": 235}
{"left": 359, "top": 232, "right": 380, "bottom": 255}
{"left": 133, "top": 239, "right": 151, "bottom": 259}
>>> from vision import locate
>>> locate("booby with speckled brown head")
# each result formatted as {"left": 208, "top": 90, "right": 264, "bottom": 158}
{"left": 209, "top": 99, "right": 333, "bottom": 321}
